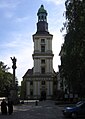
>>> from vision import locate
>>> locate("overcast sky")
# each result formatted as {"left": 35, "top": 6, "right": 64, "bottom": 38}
{"left": 0, "top": 0, "right": 65, "bottom": 85}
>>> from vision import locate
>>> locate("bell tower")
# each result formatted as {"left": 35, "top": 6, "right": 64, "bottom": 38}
{"left": 33, "top": 5, "right": 54, "bottom": 76}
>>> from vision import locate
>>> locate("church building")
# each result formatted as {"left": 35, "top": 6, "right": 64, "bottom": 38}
{"left": 22, "top": 5, "right": 56, "bottom": 100}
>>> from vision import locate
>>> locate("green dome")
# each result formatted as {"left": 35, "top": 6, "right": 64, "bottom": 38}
{"left": 37, "top": 5, "right": 47, "bottom": 15}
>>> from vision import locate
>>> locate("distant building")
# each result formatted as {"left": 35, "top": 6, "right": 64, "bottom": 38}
{"left": 22, "top": 5, "right": 56, "bottom": 100}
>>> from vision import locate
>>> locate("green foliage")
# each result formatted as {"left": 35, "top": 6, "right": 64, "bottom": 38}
{"left": 60, "top": 0, "right": 85, "bottom": 97}
{"left": 0, "top": 61, "right": 13, "bottom": 97}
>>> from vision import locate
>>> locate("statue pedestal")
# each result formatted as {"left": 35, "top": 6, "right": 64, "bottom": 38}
{"left": 10, "top": 86, "right": 19, "bottom": 104}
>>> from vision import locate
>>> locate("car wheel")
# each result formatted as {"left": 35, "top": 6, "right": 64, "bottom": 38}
{"left": 71, "top": 112, "right": 77, "bottom": 119}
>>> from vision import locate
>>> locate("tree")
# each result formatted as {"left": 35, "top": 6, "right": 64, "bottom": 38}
{"left": 60, "top": 0, "right": 85, "bottom": 97}
{"left": 0, "top": 61, "right": 13, "bottom": 97}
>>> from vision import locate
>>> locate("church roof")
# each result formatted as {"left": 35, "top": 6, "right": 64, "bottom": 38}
{"left": 33, "top": 31, "right": 53, "bottom": 37}
{"left": 23, "top": 68, "right": 33, "bottom": 78}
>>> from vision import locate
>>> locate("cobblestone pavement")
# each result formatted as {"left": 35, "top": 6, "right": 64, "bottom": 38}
{"left": 0, "top": 100, "right": 65, "bottom": 119}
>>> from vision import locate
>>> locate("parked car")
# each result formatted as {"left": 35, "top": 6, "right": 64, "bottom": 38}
{"left": 62, "top": 101, "right": 85, "bottom": 118}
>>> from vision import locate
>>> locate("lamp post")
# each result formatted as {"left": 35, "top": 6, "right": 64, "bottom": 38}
{"left": 10, "top": 56, "right": 18, "bottom": 104}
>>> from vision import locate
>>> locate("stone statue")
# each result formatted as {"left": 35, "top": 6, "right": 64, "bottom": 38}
{"left": 10, "top": 57, "right": 17, "bottom": 69}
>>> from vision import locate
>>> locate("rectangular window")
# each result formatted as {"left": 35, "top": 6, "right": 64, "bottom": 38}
{"left": 41, "top": 39, "right": 45, "bottom": 43}
{"left": 41, "top": 67, "right": 45, "bottom": 74}
{"left": 41, "top": 81, "right": 45, "bottom": 85}
{"left": 30, "top": 90, "right": 33, "bottom": 96}
{"left": 30, "top": 81, "right": 33, "bottom": 85}
{"left": 41, "top": 45, "right": 45, "bottom": 52}
{"left": 41, "top": 59, "right": 45, "bottom": 64}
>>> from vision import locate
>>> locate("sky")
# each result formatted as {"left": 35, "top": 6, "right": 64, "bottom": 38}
{"left": 0, "top": 0, "right": 65, "bottom": 85}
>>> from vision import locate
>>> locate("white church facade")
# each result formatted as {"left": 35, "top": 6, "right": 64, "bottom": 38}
{"left": 22, "top": 5, "right": 56, "bottom": 100}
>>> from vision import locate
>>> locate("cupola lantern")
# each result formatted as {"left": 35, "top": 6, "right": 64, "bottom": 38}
{"left": 37, "top": 5, "right": 48, "bottom": 33}
{"left": 37, "top": 5, "right": 47, "bottom": 22}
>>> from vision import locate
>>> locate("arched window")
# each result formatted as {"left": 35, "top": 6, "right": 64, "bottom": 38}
{"left": 41, "top": 15, "right": 43, "bottom": 20}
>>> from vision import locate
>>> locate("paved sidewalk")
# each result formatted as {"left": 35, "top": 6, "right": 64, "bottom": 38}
{"left": 0, "top": 100, "right": 64, "bottom": 119}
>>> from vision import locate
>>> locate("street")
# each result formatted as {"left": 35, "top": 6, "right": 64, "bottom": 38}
{"left": 0, "top": 100, "right": 65, "bottom": 119}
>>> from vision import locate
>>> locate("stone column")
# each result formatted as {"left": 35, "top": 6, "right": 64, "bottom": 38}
{"left": 10, "top": 57, "right": 19, "bottom": 104}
